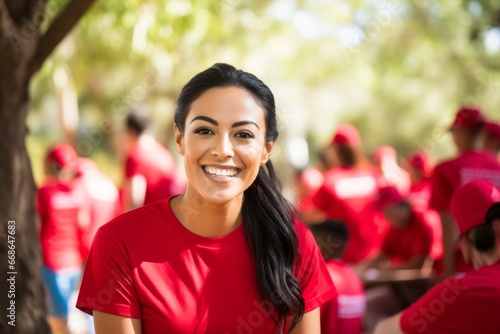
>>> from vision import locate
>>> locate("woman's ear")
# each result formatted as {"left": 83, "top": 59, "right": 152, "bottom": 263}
{"left": 260, "top": 140, "right": 275, "bottom": 165}
{"left": 174, "top": 123, "right": 185, "bottom": 156}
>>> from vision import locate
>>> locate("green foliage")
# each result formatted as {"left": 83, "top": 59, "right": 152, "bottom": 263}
{"left": 28, "top": 0, "right": 500, "bottom": 184}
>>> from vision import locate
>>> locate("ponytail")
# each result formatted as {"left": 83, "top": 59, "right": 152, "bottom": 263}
{"left": 242, "top": 160, "right": 305, "bottom": 332}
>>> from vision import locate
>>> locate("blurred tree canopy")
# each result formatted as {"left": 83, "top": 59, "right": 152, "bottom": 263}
{"left": 28, "top": 0, "right": 500, "bottom": 184}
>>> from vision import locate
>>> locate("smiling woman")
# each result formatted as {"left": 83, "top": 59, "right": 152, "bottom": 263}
{"left": 75, "top": 63, "right": 336, "bottom": 334}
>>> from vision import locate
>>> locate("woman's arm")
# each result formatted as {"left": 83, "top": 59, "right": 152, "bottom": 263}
{"left": 373, "top": 312, "right": 403, "bottom": 334}
{"left": 94, "top": 311, "right": 142, "bottom": 334}
{"left": 289, "top": 308, "right": 321, "bottom": 334}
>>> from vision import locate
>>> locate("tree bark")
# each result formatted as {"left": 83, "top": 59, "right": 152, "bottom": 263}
{"left": 0, "top": 1, "right": 50, "bottom": 332}
{"left": 0, "top": 0, "right": 95, "bottom": 332}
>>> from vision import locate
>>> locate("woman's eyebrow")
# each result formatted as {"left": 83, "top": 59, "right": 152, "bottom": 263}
{"left": 191, "top": 116, "right": 218, "bottom": 126}
{"left": 232, "top": 121, "right": 260, "bottom": 129}
{"left": 191, "top": 116, "right": 260, "bottom": 130}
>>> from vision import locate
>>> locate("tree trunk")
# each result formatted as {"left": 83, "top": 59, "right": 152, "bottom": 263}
{"left": 0, "top": 14, "right": 51, "bottom": 334}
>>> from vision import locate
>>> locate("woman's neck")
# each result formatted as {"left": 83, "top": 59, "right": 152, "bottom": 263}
{"left": 171, "top": 192, "right": 243, "bottom": 238}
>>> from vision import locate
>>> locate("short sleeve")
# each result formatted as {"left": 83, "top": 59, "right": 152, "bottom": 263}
{"left": 125, "top": 155, "right": 138, "bottom": 178}
{"left": 429, "top": 164, "right": 452, "bottom": 212}
{"left": 294, "top": 221, "right": 337, "bottom": 312}
{"left": 400, "top": 278, "right": 460, "bottom": 333}
{"left": 76, "top": 226, "right": 141, "bottom": 319}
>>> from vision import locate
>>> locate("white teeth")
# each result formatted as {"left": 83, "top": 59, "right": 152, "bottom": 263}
{"left": 204, "top": 167, "right": 238, "bottom": 177}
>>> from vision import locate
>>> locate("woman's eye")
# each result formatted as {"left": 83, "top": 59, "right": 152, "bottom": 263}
{"left": 236, "top": 131, "right": 254, "bottom": 139}
{"left": 194, "top": 128, "right": 213, "bottom": 135}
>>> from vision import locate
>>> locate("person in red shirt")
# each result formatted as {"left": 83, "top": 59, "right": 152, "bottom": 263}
{"left": 305, "top": 124, "right": 384, "bottom": 263}
{"left": 430, "top": 105, "right": 500, "bottom": 278}
{"left": 293, "top": 167, "right": 324, "bottom": 219}
{"left": 482, "top": 121, "right": 500, "bottom": 159}
{"left": 37, "top": 143, "right": 88, "bottom": 334}
{"left": 375, "top": 179, "right": 500, "bottom": 334}
{"left": 309, "top": 219, "right": 365, "bottom": 334}
{"left": 360, "top": 186, "right": 433, "bottom": 271}
{"left": 77, "top": 63, "right": 336, "bottom": 333}
{"left": 122, "top": 106, "right": 185, "bottom": 211}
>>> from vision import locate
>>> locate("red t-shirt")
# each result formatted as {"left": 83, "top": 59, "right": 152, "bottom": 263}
{"left": 37, "top": 179, "right": 86, "bottom": 270}
{"left": 76, "top": 198, "right": 336, "bottom": 333}
{"left": 311, "top": 166, "right": 383, "bottom": 263}
{"left": 321, "top": 259, "right": 365, "bottom": 334}
{"left": 381, "top": 212, "right": 433, "bottom": 266}
{"left": 430, "top": 150, "right": 500, "bottom": 211}
{"left": 75, "top": 169, "right": 120, "bottom": 260}
{"left": 125, "top": 138, "right": 183, "bottom": 205}
{"left": 400, "top": 261, "right": 500, "bottom": 334}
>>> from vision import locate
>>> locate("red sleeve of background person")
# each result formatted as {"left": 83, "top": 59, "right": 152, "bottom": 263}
{"left": 77, "top": 199, "right": 336, "bottom": 332}
{"left": 312, "top": 167, "right": 382, "bottom": 263}
{"left": 321, "top": 259, "right": 365, "bottom": 334}
{"left": 37, "top": 181, "right": 85, "bottom": 270}
{"left": 381, "top": 212, "right": 432, "bottom": 266}
{"left": 400, "top": 262, "right": 500, "bottom": 334}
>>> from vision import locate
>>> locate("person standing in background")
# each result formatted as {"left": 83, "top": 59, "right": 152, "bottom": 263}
{"left": 430, "top": 105, "right": 500, "bottom": 278}
{"left": 37, "top": 143, "right": 88, "bottom": 334}
{"left": 304, "top": 124, "right": 384, "bottom": 264}
{"left": 122, "top": 106, "right": 185, "bottom": 212}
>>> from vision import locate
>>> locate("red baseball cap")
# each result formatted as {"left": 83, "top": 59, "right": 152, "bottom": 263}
{"left": 331, "top": 124, "right": 361, "bottom": 147}
{"left": 46, "top": 143, "right": 78, "bottom": 170}
{"left": 374, "top": 186, "right": 404, "bottom": 212}
{"left": 406, "top": 150, "right": 432, "bottom": 176}
{"left": 450, "top": 180, "right": 500, "bottom": 235}
{"left": 449, "top": 106, "right": 485, "bottom": 130}
{"left": 484, "top": 122, "right": 500, "bottom": 142}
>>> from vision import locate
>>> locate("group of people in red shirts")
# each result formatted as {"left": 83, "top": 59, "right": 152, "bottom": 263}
{"left": 37, "top": 87, "right": 500, "bottom": 334}
{"left": 296, "top": 105, "right": 500, "bottom": 333}
{"left": 37, "top": 109, "right": 184, "bottom": 334}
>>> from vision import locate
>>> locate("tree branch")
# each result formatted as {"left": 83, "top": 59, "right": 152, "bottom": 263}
{"left": 29, "top": 0, "right": 96, "bottom": 78}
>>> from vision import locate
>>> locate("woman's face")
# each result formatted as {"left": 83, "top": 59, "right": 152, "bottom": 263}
{"left": 175, "top": 86, "right": 274, "bottom": 205}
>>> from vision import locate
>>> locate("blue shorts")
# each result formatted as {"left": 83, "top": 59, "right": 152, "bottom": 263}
{"left": 42, "top": 266, "right": 81, "bottom": 318}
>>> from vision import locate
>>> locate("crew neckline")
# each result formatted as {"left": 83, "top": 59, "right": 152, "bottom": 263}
{"left": 159, "top": 196, "right": 245, "bottom": 247}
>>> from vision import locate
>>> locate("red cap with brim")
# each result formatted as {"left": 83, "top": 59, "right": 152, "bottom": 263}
{"left": 331, "top": 124, "right": 361, "bottom": 147}
{"left": 449, "top": 106, "right": 485, "bottom": 130}
{"left": 450, "top": 180, "right": 500, "bottom": 235}
{"left": 46, "top": 143, "right": 78, "bottom": 170}
{"left": 374, "top": 186, "right": 404, "bottom": 212}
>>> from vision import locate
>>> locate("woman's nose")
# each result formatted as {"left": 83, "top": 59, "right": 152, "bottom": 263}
{"left": 211, "top": 135, "right": 234, "bottom": 158}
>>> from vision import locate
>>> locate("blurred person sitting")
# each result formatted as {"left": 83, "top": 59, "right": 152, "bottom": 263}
{"left": 359, "top": 186, "right": 434, "bottom": 332}
{"left": 303, "top": 124, "right": 384, "bottom": 263}
{"left": 310, "top": 219, "right": 365, "bottom": 334}
{"left": 122, "top": 106, "right": 184, "bottom": 211}
{"left": 429, "top": 105, "right": 500, "bottom": 278}
{"left": 37, "top": 143, "right": 88, "bottom": 334}
{"left": 374, "top": 145, "right": 411, "bottom": 196}
{"left": 375, "top": 180, "right": 500, "bottom": 334}
{"left": 359, "top": 186, "right": 433, "bottom": 272}
{"left": 482, "top": 121, "right": 500, "bottom": 160}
